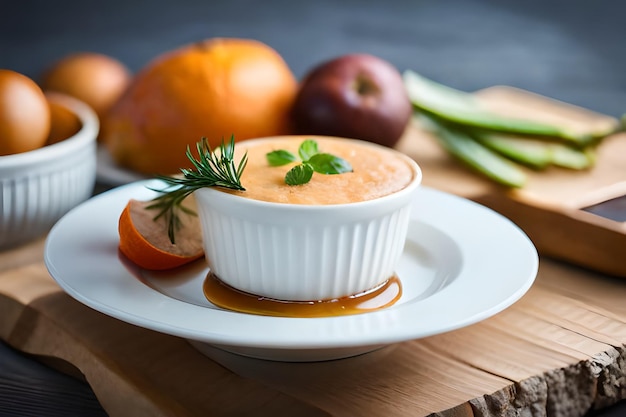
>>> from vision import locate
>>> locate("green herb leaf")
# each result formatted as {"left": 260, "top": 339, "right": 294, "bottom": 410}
{"left": 266, "top": 138, "right": 352, "bottom": 185}
{"left": 298, "top": 139, "right": 319, "bottom": 161}
{"left": 285, "top": 163, "right": 314, "bottom": 185}
{"left": 266, "top": 149, "right": 298, "bottom": 166}
{"left": 308, "top": 153, "right": 353, "bottom": 174}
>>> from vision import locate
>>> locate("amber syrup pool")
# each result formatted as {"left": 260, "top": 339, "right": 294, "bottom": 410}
{"left": 203, "top": 273, "right": 402, "bottom": 318}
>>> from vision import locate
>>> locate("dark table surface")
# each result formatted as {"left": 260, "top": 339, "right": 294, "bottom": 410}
{"left": 1, "top": 0, "right": 625, "bottom": 415}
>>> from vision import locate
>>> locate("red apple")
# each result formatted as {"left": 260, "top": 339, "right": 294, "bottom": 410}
{"left": 291, "top": 54, "right": 412, "bottom": 148}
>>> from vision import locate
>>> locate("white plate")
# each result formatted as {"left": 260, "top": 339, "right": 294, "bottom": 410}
{"left": 44, "top": 180, "right": 538, "bottom": 362}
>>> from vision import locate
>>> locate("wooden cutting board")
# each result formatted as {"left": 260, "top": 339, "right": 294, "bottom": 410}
{"left": 1, "top": 237, "right": 625, "bottom": 416}
{"left": 396, "top": 86, "right": 626, "bottom": 277}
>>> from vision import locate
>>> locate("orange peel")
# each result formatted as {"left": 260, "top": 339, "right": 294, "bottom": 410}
{"left": 118, "top": 196, "right": 204, "bottom": 270}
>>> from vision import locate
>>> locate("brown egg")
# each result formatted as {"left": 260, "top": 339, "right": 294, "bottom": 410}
{"left": 41, "top": 52, "right": 131, "bottom": 122}
{"left": 0, "top": 69, "right": 51, "bottom": 156}
{"left": 45, "top": 96, "right": 83, "bottom": 145}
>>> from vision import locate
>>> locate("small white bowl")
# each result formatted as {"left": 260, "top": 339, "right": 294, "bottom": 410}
{"left": 195, "top": 136, "right": 422, "bottom": 302}
{"left": 0, "top": 93, "right": 98, "bottom": 250}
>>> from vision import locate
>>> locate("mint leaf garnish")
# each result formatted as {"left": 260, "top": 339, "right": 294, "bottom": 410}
{"left": 308, "top": 153, "right": 353, "bottom": 174}
{"left": 298, "top": 139, "right": 319, "bottom": 161}
{"left": 266, "top": 149, "right": 298, "bottom": 166}
{"left": 266, "top": 139, "right": 353, "bottom": 186}
{"left": 285, "top": 163, "right": 314, "bottom": 185}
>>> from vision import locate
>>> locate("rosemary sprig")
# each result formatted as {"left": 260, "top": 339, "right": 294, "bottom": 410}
{"left": 147, "top": 136, "right": 247, "bottom": 244}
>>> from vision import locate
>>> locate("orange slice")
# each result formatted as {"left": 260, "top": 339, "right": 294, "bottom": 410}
{"left": 118, "top": 196, "right": 204, "bottom": 270}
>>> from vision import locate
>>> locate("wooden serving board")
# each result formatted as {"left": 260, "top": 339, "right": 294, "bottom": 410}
{"left": 1, "top": 236, "right": 625, "bottom": 416}
{"left": 396, "top": 86, "right": 626, "bottom": 277}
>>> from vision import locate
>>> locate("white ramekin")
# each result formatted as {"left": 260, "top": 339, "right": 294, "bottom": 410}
{"left": 0, "top": 93, "right": 98, "bottom": 250}
{"left": 195, "top": 137, "right": 422, "bottom": 302}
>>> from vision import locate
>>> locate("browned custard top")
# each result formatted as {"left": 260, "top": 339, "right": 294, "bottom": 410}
{"left": 222, "top": 136, "right": 416, "bottom": 205}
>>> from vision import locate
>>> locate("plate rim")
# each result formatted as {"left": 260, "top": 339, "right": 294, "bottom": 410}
{"left": 44, "top": 181, "right": 538, "bottom": 350}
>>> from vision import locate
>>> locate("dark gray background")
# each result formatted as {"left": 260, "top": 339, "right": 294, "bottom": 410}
{"left": 3, "top": 0, "right": 626, "bottom": 118}
{"left": 1, "top": 0, "right": 625, "bottom": 415}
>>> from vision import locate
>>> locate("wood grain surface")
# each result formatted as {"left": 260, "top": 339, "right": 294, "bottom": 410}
{"left": 0, "top": 237, "right": 625, "bottom": 416}
{"left": 1, "top": 88, "right": 626, "bottom": 416}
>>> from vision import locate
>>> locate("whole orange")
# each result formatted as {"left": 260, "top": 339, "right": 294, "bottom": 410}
{"left": 103, "top": 38, "right": 298, "bottom": 175}
{"left": 41, "top": 52, "right": 131, "bottom": 122}
{"left": 45, "top": 95, "right": 82, "bottom": 145}
{"left": 0, "top": 69, "right": 50, "bottom": 156}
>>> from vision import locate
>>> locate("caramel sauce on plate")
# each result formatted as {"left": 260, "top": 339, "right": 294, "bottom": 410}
{"left": 203, "top": 273, "right": 402, "bottom": 318}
